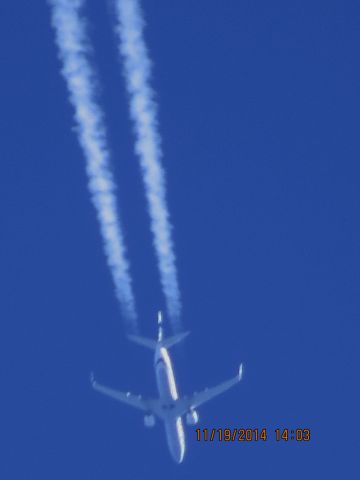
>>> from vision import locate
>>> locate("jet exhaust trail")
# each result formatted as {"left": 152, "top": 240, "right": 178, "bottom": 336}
{"left": 49, "top": 0, "right": 138, "bottom": 332}
{"left": 114, "top": 0, "right": 182, "bottom": 330}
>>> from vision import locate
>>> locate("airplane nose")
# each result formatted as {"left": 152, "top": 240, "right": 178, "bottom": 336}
{"left": 170, "top": 443, "right": 185, "bottom": 464}
{"left": 165, "top": 418, "right": 185, "bottom": 463}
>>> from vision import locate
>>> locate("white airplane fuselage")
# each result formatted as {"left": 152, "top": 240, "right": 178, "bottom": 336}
{"left": 91, "top": 311, "right": 243, "bottom": 464}
{"left": 154, "top": 345, "right": 185, "bottom": 463}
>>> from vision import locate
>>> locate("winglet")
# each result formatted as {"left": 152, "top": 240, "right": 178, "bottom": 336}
{"left": 90, "top": 371, "right": 96, "bottom": 386}
{"left": 238, "top": 363, "right": 244, "bottom": 381}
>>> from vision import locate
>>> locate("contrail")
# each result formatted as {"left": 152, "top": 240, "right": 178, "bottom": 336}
{"left": 114, "top": 0, "right": 182, "bottom": 330}
{"left": 49, "top": 0, "right": 138, "bottom": 332}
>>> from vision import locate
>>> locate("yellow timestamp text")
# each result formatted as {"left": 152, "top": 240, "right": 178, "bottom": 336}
{"left": 195, "top": 428, "right": 311, "bottom": 442}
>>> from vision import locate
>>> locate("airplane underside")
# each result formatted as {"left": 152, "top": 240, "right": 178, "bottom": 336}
{"left": 91, "top": 311, "right": 243, "bottom": 463}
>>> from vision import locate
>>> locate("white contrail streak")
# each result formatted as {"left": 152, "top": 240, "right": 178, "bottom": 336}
{"left": 114, "top": 0, "right": 182, "bottom": 330}
{"left": 49, "top": 0, "right": 138, "bottom": 332}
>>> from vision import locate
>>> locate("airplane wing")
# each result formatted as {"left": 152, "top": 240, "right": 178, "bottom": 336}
{"left": 173, "top": 364, "right": 244, "bottom": 417}
{"left": 90, "top": 373, "right": 151, "bottom": 412}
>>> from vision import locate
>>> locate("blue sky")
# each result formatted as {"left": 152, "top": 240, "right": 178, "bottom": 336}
{"left": 1, "top": 0, "right": 359, "bottom": 478}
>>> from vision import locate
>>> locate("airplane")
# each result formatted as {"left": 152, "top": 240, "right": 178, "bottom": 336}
{"left": 90, "top": 311, "right": 244, "bottom": 463}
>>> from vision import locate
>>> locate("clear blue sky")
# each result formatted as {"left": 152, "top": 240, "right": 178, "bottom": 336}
{"left": 1, "top": 0, "right": 359, "bottom": 478}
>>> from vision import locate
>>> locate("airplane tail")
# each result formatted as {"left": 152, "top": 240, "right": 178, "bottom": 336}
{"left": 127, "top": 311, "right": 189, "bottom": 350}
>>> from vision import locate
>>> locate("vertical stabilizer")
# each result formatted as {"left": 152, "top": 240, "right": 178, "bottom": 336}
{"left": 158, "top": 310, "right": 164, "bottom": 342}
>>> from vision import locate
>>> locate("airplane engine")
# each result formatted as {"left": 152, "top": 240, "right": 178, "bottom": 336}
{"left": 186, "top": 409, "right": 199, "bottom": 425}
{"left": 144, "top": 414, "right": 155, "bottom": 428}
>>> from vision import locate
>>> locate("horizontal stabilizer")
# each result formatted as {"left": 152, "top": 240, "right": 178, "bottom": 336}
{"left": 127, "top": 335, "right": 158, "bottom": 350}
{"left": 128, "top": 331, "right": 189, "bottom": 350}
{"left": 161, "top": 331, "right": 190, "bottom": 349}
